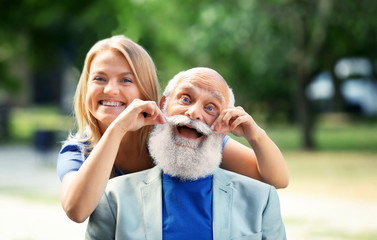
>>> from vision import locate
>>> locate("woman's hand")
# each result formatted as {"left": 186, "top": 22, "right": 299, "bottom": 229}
{"left": 214, "top": 106, "right": 289, "bottom": 188}
{"left": 112, "top": 99, "right": 166, "bottom": 134}
{"left": 211, "top": 106, "right": 263, "bottom": 142}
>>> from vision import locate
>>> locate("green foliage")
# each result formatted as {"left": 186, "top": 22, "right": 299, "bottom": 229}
{"left": 0, "top": 0, "right": 119, "bottom": 97}
{"left": 110, "top": 0, "right": 377, "bottom": 119}
{"left": 1, "top": 0, "right": 377, "bottom": 148}
{"left": 3, "top": 0, "right": 377, "bottom": 106}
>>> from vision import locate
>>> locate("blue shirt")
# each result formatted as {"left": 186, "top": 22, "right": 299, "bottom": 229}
{"left": 57, "top": 141, "right": 87, "bottom": 181}
{"left": 57, "top": 135, "right": 231, "bottom": 181}
{"left": 162, "top": 173, "right": 213, "bottom": 240}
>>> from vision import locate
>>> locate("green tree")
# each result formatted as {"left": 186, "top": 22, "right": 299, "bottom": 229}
{"left": 114, "top": 0, "right": 377, "bottom": 149}
{"left": 254, "top": 0, "right": 377, "bottom": 149}
{"left": 2, "top": 0, "right": 376, "bottom": 148}
{"left": 0, "top": 0, "right": 119, "bottom": 104}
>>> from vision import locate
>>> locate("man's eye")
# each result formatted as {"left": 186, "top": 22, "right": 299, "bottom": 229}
{"left": 206, "top": 106, "right": 214, "bottom": 111}
{"left": 180, "top": 96, "right": 191, "bottom": 104}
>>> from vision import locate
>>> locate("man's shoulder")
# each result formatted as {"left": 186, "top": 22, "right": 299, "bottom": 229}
{"left": 214, "top": 168, "right": 279, "bottom": 210}
{"left": 106, "top": 166, "right": 161, "bottom": 193}
{"left": 214, "top": 168, "right": 273, "bottom": 193}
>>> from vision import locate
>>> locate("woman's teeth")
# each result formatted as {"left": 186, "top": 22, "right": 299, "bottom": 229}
{"left": 101, "top": 101, "right": 123, "bottom": 107}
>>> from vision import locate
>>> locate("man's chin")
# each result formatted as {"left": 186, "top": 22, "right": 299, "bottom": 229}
{"left": 174, "top": 143, "right": 197, "bottom": 149}
{"left": 173, "top": 135, "right": 205, "bottom": 149}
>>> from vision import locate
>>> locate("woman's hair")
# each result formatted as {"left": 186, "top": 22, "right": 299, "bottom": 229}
{"left": 72, "top": 35, "right": 159, "bottom": 153}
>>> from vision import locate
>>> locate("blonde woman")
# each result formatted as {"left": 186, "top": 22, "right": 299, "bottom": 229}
{"left": 57, "top": 35, "right": 289, "bottom": 223}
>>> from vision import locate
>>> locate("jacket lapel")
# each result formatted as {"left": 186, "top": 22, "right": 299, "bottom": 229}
{"left": 141, "top": 167, "right": 163, "bottom": 240}
{"left": 212, "top": 168, "right": 233, "bottom": 240}
{"left": 139, "top": 167, "right": 232, "bottom": 240}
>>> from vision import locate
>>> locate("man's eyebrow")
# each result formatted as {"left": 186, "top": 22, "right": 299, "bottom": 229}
{"left": 176, "top": 83, "right": 196, "bottom": 95}
{"left": 210, "top": 91, "right": 225, "bottom": 105}
{"left": 178, "top": 83, "right": 225, "bottom": 104}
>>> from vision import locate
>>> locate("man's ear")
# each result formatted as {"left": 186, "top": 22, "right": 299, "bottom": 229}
{"left": 159, "top": 96, "right": 166, "bottom": 109}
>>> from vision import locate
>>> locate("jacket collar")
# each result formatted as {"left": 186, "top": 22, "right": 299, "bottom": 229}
{"left": 140, "top": 166, "right": 233, "bottom": 240}
{"left": 141, "top": 166, "right": 163, "bottom": 240}
{"left": 212, "top": 168, "right": 233, "bottom": 240}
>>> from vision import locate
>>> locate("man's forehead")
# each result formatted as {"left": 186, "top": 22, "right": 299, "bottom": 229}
{"left": 176, "top": 80, "right": 226, "bottom": 105}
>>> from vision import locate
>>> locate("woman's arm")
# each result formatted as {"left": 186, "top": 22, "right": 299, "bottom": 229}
{"left": 60, "top": 100, "right": 165, "bottom": 223}
{"left": 214, "top": 107, "right": 289, "bottom": 189}
{"left": 60, "top": 125, "right": 124, "bottom": 223}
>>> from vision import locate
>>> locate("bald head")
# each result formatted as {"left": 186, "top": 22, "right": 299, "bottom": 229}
{"left": 163, "top": 67, "right": 235, "bottom": 110}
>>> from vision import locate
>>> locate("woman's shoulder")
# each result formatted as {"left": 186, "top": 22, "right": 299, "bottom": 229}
{"left": 60, "top": 132, "right": 90, "bottom": 153}
{"left": 222, "top": 135, "right": 230, "bottom": 150}
{"left": 57, "top": 135, "right": 91, "bottom": 181}
{"left": 60, "top": 138, "right": 89, "bottom": 153}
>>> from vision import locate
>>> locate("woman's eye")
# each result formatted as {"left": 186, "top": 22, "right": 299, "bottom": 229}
{"left": 122, "top": 78, "right": 132, "bottom": 83}
{"left": 94, "top": 76, "right": 105, "bottom": 81}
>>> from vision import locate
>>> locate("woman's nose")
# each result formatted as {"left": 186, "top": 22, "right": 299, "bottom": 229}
{"left": 104, "top": 80, "right": 120, "bottom": 95}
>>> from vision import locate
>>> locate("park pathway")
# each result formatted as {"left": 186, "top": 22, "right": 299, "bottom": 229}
{"left": 1, "top": 145, "right": 376, "bottom": 239}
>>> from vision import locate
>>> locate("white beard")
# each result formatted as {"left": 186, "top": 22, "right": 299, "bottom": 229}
{"left": 148, "top": 115, "right": 223, "bottom": 181}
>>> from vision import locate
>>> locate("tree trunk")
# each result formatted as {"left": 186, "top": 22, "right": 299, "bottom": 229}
{"left": 329, "top": 70, "right": 345, "bottom": 112}
{"left": 296, "top": 69, "right": 315, "bottom": 150}
{"left": 0, "top": 103, "right": 10, "bottom": 139}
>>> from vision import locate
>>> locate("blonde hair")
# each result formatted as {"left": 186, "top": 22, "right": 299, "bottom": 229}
{"left": 72, "top": 35, "right": 159, "bottom": 153}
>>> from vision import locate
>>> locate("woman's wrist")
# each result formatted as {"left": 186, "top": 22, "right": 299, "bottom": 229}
{"left": 246, "top": 126, "right": 266, "bottom": 145}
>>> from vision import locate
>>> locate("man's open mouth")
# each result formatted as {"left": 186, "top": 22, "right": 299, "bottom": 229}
{"left": 175, "top": 125, "right": 204, "bottom": 140}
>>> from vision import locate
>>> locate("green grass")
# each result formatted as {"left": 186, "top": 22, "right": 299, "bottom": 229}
{"left": 315, "top": 124, "right": 377, "bottom": 151}
{"left": 231, "top": 121, "right": 377, "bottom": 152}
{"left": 7, "top": 106, "right": 75, "bottom": 143}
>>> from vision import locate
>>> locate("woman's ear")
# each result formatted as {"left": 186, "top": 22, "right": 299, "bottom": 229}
{"left": 159, "top": 96, "right": 166, "bottom": 109}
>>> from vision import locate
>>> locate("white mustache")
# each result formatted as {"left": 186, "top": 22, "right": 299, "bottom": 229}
{"left": 166, "top": 115, "right": 213, "bottom": 136}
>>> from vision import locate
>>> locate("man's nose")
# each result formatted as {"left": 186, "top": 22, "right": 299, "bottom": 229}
{"left": 104, "top": 80, "right": 120, "bottom": 95}
{"left": 184, "top": 104, "right": 203, "bottom": 121}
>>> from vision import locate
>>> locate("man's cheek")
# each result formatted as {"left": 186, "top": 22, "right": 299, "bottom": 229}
{"left": 207, "top": 116, "right": 219, "bottom": 127}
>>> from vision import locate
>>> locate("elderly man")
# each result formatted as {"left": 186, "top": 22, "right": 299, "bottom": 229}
{"left": 85, "top": 67, "right": 286, "bottom": 240}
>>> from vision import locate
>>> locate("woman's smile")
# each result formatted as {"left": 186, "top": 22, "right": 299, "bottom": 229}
{"left": 99, "top": 100, "right": 126, "bottom": 107}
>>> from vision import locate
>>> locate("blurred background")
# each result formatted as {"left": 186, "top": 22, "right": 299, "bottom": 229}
{"left": 1, "top": 0, "right": 376, "bottom": 239}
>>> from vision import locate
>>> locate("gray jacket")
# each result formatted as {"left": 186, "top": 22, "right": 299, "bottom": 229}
{"left": 85, "top": 166, "right": 286, "bottom": 240}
